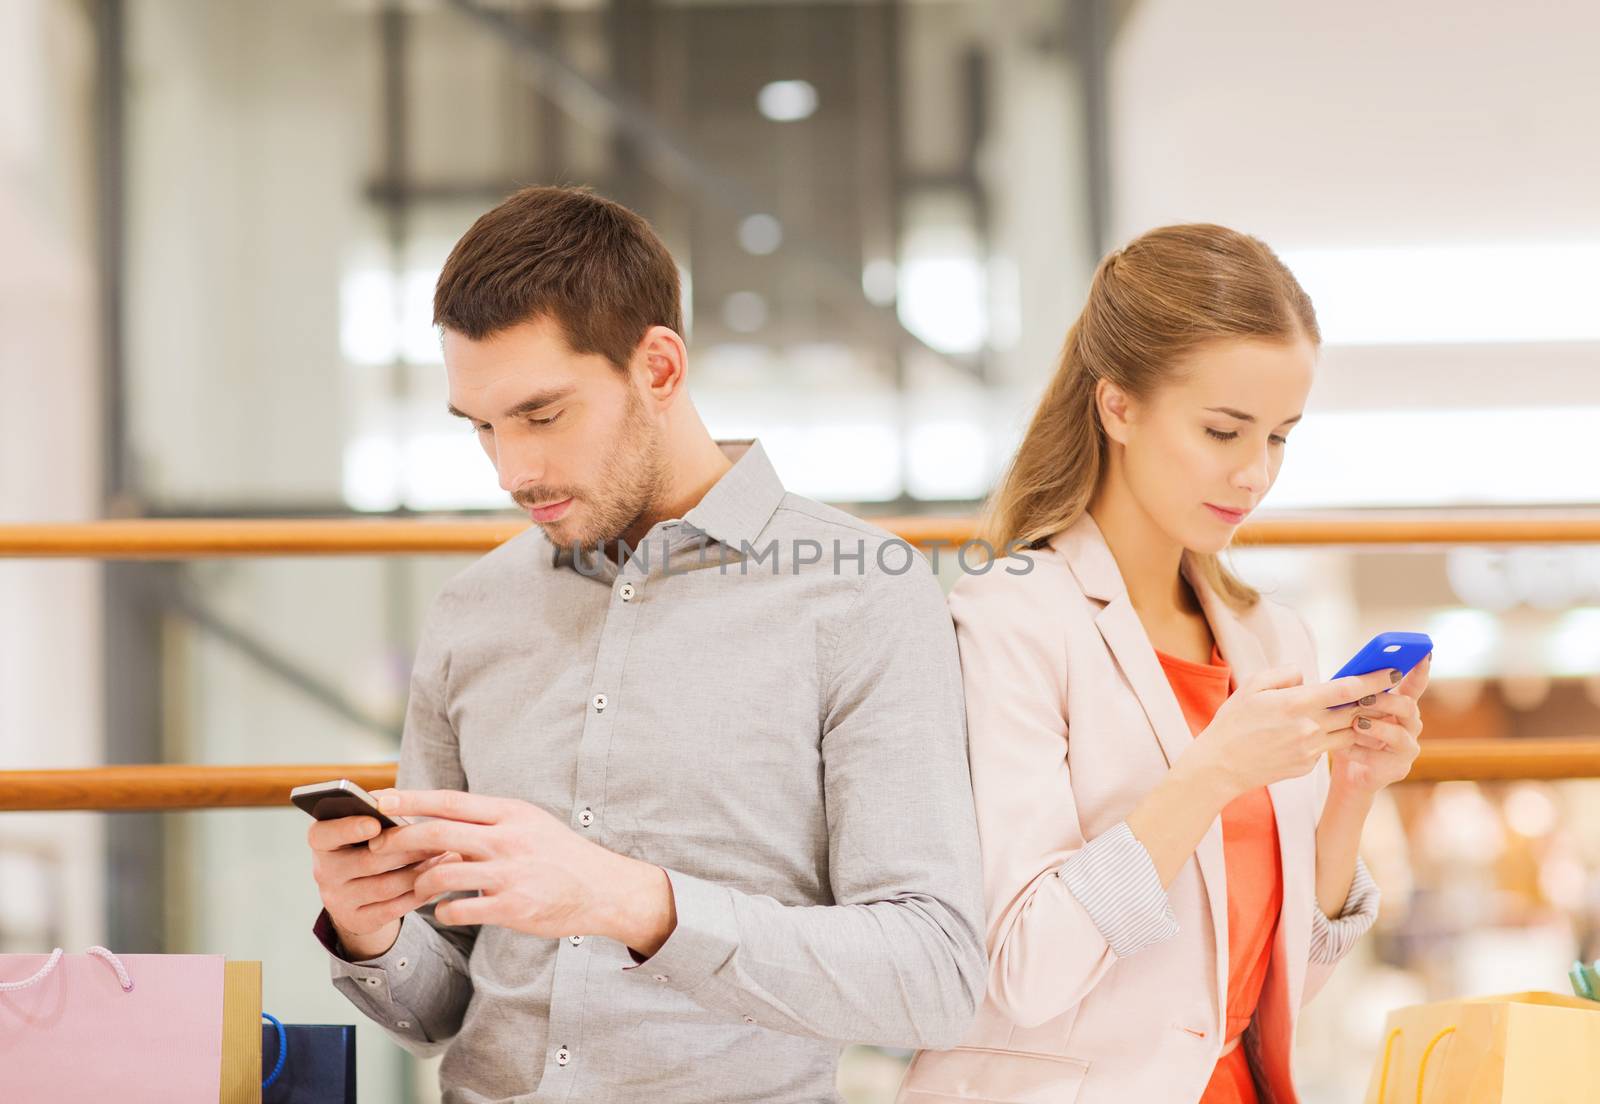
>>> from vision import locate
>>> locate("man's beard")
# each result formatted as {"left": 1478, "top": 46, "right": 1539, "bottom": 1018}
{"left": 514, "top": 388, "right": 669, "bottom": 551}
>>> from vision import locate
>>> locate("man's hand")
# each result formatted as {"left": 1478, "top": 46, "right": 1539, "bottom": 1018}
{"left": 369, "top": 789, "right": 679, "bottom": 957}
{"left": 306, "top": 812, "right": 462, "bottom": 959}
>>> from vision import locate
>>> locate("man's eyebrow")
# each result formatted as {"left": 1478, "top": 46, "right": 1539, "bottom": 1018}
{"left": 447, "top": 386, "right": 576, "bottom": 422}
{"left": 1205, "top": 406, "right": 1303, "bottom": 427}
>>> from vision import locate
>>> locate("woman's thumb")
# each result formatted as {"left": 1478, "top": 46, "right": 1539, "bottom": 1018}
{"left": 1248, "top": 665, "right": 1305, "bottom": 692}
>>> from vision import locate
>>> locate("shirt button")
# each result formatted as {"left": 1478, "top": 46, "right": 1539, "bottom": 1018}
{"left": 556, "top": 1046, "right": 570, "bottom": 1067}
{"left": 570, "top": 935, "right": 584, "bottom": 946}
{"left": 619, "top": 583, "right": 636, "bottom": 602}
{"left": 397, "top": 958, "right": 408, "bottom": 969}
{"left": 743, "top": 1015, "right": 756, "bottom": 1024}
{"left": 398, "top": 1020, "right": 411, "bottom": 1029}
{"left": 364, "top": 977, "right": 381, "bottom": 987}
{"left": 578, "top": 807, "right": 595, "bottom": 828}
{"left": 592, "top": 693, "right": 607, "bottom": 713}
{"left": 653, "top": 974, "right": 669, "bottom": 983}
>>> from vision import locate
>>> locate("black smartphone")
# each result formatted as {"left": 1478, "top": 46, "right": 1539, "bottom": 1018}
{"left": 290, "top": 779, "right": 412, "bottom": 831}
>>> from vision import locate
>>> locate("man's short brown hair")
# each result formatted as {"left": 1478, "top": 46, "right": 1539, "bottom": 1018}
{"left": 433, "top": 185, "right": 682, "bottom": 370}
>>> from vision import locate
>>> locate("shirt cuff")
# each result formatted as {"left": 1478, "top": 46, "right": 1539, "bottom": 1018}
{"left": 1057, "top": 820, "right": 1180, "bottom": 959}
{"left": 623, "top": 867, "right": 739, "bottom": 990}
{"left": 313, "top": 909, "right": 441, "bottom": 1046}
{"left": 315, "top": 907, "right": 419, "bottom": 971}
{"left": 1309, "top": 856, "right": 1380, "bottom": 964}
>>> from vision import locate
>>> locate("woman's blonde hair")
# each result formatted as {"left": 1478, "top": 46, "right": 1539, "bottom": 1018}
{"left": 981, "top": 223, "right": 1319, "bottom": 611}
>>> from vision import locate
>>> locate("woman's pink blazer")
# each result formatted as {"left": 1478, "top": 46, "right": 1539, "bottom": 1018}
{"left": 898, "top": 513, "right": 1376, "bottom": 1104}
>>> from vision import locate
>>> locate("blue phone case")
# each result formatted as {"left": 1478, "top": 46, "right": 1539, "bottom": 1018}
{"left": 1329, "top": 631, "right": 1433, "bottom": 706}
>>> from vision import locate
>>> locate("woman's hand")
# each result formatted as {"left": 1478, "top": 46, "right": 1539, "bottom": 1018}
{"left": 1328, "top": 653, "right": 1430, "bottom": 793}
{"left": 1187, "top": 666, "right": 1402, "bottom": 798}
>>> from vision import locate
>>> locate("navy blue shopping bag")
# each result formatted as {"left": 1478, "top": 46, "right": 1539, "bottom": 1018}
{"left": 260, "top": 1021, "right": 357, "bottom": 1104}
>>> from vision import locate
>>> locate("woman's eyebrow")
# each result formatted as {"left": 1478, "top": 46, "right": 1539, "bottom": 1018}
{"left": 1205, "top": 405, "right": 1303, "bottom": 427}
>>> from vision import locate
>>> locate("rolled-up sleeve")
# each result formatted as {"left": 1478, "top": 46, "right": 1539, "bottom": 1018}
{"left": 1058, "top": 820, "right": 1181, "bottom": 958}
{"left": 1308, "top": 855, "right": 1380, "bottom": 964}
{"left": 627, "top": 553, "right": 987, "bottom": 1050}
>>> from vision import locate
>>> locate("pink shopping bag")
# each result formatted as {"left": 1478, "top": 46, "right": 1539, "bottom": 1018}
{"left": 0, "top": 946, "right": 226, "bottom": 1103}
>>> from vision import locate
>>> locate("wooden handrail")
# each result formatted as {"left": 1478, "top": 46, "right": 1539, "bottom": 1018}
{"left": 1, "top": 741, "right": 1597, "bottom": 811}
{"left": 0, "top": 764, "right": 400, "bottom": 812}
{"left": 3, "top": 511, "right": 1600, "bottom": 558}
{"left": 3, "top": 512, "right": 1597, "bottom": 812}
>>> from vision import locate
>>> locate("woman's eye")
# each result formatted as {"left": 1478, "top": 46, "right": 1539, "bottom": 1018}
{"left": 1207, "top": 425, "right": 1290, "bottom": 445}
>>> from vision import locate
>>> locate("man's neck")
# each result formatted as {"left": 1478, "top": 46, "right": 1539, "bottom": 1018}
{"left": 615, "top": 430, "right": 734, "bottom": 551}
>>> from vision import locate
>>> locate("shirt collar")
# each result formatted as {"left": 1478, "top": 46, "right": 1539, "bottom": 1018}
{"left": 680, "top": 439, "right": 786, "bottom": 550}
{"left": 547, "top": 438, "right": 786, "bottom": 572}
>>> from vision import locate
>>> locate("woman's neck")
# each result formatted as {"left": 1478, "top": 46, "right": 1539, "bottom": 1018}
{"left": 1087, "top": 480, "right": 1196, "bottom": 621}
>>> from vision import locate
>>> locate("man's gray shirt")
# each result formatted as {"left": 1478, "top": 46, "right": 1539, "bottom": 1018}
{"left": 314, "top": 440, "right": 986, "bottom": 1103}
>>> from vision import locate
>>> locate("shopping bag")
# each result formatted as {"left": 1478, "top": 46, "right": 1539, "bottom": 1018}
{"left": 1364, "top": 990, "right": 1600, "bottom": 1103}
{"left": 0, "top": 947, "right": 252, "bottom": 1103}
{"left": 260, "top": 1022, "right": 356, "bottom": 1104}
{"left": 223, "top": 961, "right": 264, "bottom": 1104}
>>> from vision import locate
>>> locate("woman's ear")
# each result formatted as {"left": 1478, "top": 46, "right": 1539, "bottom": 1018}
{"left": 1096, "top": 379, "right": 1135, "bottom": 445}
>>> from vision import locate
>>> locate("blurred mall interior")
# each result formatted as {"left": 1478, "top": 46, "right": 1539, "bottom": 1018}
{"left": 3, "top": 0, "right": 1600, "bottom": 1100}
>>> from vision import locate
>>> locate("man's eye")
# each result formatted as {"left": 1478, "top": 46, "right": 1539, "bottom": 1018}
{"left": 529, "top": 411, "right": 563, "bottom": 428}
{"left": 471, "top": 422, "right": 491, "bottom": 434}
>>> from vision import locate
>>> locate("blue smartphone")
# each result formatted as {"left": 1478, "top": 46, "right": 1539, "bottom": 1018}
{"left": 1328, "top": 631, "right": 1433, "bottom": 706}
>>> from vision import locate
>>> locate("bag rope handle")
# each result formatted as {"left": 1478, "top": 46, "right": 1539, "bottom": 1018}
{"left": 0, "top": 946, "right": 134, "bottom": 993}
{"left": 261, "top": 1012, "right": 288, "bottom": 1091}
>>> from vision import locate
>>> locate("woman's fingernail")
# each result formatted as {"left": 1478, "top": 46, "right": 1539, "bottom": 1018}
{"left": 1360, "top": 695, "right": 1376, "bottom": 706}
{"left": 1390, "top": 669, "right": 1403, "bottom": 684}
{"left": 1357, "top": 717, "right": 1372, "bottom": 730}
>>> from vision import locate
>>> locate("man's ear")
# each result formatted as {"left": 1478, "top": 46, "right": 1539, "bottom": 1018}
{"left": 1095, "top": 378, "right": 1136, "bottom": 445}
{"left": 634, "top": 325, "right": 688, "bottom": 402}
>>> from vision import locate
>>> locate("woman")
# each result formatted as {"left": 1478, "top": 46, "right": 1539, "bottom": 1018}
{"left": 899, "top": 225, "right": 1429, "bottom": 1104}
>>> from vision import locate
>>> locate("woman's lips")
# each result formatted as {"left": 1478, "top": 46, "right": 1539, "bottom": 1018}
{"left": 1205, "top": 503, "right": 1247, "bottom": 524}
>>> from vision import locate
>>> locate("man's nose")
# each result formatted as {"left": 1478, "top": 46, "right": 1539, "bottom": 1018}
{"left": 494, "top": 434, "right": 545, "bottom": 494}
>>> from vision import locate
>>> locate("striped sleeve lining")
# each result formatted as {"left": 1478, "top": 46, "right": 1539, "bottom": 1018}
{"left": 1309, "top": 856, "right": 1380, "bottom": 964}
{"left": 1057, "top": 820, "right": 1180, "bottom": 959}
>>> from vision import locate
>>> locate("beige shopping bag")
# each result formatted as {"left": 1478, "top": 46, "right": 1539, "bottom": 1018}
{"left": 1364, "top": 990, "right": 1600, "bottom": 1104}
{"left": 221, "top": 960, "right": 263, "bottom": 1104}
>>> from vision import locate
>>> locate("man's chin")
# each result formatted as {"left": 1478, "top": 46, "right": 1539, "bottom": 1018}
{"left": 534, "top": 513, "right": 615, "bottom": 554}
{"left": 534, "top": 517, "right": 585, "bottom": 548}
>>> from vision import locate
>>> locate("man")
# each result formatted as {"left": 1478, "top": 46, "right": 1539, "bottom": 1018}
{"left": 305, "top": 185, "right": 985, "bottom": 1103}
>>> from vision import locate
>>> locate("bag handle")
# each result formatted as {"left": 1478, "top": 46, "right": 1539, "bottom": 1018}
{"left": 0, "top": 946, "right": 134, "bottom": 993}
{"left": 1375, "top": 1024, "right": 1459, "bottom": 1104}
{"left": 1375, "top": 1026, "right": 1403, "bottom": 1104}
{"left": 262, "top": 1012, "right": 288, "bottom": 1091}
{"left": 1415, "top": 1026, "right": 1456, "bottom": 1103}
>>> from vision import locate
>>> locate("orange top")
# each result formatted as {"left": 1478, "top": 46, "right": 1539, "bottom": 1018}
{"left": 1155, "top": 643, "right": 1284, "bottom": 1104}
